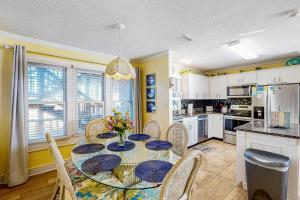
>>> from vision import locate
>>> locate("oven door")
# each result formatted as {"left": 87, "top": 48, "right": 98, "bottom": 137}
{"left": 224, "top": 117, "right": 252, "bottom": 144}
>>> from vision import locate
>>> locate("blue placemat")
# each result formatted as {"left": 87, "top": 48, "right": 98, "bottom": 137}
{"left": 135, "top": 160, "right": 173, "bottom": 183}
{"left": 145, "top": 140, "right": 172, "bottom": 151}
{"left": 81, "top": 154, "right": 121, "bottom": 173}
{"left": 107, "top": 141, "right": 135, "bottom": 152}
{"left": 72, "top": 143, "right": 105, "bottom": 154}
{"left": 97, "top": 132, "right": 117, "bottom": 139}
{"left": 128, "top": 134, "right": 151, "bottom": 141}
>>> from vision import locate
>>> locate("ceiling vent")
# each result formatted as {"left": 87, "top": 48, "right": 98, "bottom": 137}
{"left": 178, "top": 34, "right": 193, "bottom": 42}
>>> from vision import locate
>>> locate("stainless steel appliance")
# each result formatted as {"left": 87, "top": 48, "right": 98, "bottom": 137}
{"left": 224, "top": 105, "right": 253, "bottom": 144}
{"left": 198, "top": 115, "right": 208, "bottom": 142}
{"left": 227, "top": 85, "right": 253, "bottom": 97}
{"left": 267, "top": 84, "right": 299, "bottom": 125}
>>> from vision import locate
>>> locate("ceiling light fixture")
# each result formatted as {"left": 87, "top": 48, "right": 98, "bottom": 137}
{"left": 237, "top": 30, "right": 265, "bottom": 37}
{"left": 180, "top": 59, "right": 193, "bottom": 65}
{"left": 105, "top": 23, "right": 136, "bottom": 80}
{"left": 227, "top": 40, "right": 258, "bottom": 60}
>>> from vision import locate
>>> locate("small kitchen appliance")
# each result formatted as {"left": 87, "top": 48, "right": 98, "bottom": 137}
{"left": 187, "top": 103, "right": 193, "bottom": 114}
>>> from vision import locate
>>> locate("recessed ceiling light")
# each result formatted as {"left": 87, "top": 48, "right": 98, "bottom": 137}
{"left": 237, "top": 30, "right": 265, "bottom": 37}
{"left": 226, "top": 40, "right": 258, "bottom": 60}
{"left": 178, "top": 34, "right": 194, "bottom": 42}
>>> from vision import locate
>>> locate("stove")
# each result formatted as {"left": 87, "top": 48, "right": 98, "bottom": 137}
{"left": 224, "top": 105, "right": 253, "bottom": 144}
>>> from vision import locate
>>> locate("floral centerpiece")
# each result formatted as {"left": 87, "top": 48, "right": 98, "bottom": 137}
{"left": 104, "top": 109, "right": 134, "bottom": 146}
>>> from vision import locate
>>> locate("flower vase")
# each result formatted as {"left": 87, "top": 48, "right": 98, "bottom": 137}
{"left": 117, "top": 131, "right": 126, "bottom": 146}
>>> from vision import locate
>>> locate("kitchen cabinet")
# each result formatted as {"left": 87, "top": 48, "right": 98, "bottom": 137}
{"left": 256, "top": 68, "right": 280, "bottom": 85}
{"left": 182, "top": 116, "right": 198, "bottom": 146}
{"left": 209, "top": 75, "right": 227, "bottom": 99}
{"left": 280, "top": 65, "right": 300, "bottom": 84}
{"left": 227, "top": 71, "right": 256, "bottom": 86}
{"left": 182, "top": 73, "right": 209, "bottom": 99}
{"left": 208, "top": 114, "right": 223, "bottom": 139}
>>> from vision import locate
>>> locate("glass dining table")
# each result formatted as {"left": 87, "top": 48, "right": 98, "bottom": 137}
{"left": 71, "top": 134, "right": 180, "bottom": 193}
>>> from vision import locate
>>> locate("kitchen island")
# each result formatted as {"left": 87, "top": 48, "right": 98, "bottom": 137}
{"left": 235, "top": 120, "right": 300, "bottom": 200}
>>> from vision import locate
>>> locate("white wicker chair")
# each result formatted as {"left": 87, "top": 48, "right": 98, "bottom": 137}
{"left": 159, "top": 150, "right": 203, "bottom": 200}
{"left": 166, "top": 123, "right": 189, "bottom": 156}
{"left": 143, "top": 120, "right": 162, "bottom": 139}
{"left": 45, "top": 133, "right": 76, "bottom": 200}
{"left": 85, "top": 119, "right": 107, "bottom": 140}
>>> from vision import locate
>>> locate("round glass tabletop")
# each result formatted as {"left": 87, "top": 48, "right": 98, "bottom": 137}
{"left": 71, "top": 134, "right": 179, "bottom": 190}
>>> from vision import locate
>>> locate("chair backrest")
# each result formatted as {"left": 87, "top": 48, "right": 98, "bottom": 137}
{"left": 159, "top": 150, "right": 203, "bottom": 200}
{"left": 166, "top": 123, "right": 189, "bottom": 156}
{"left": 143, "top": 120, "right": 162, "bottom": 139}
{"left": 85, "top": 119, "right": 106, "bottom": 139}
{"left": 45, "top": 133, "right": 76, "bottom": 199}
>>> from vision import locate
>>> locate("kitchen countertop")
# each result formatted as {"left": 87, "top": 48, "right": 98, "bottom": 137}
{"left": 173, "top": 112, "right": 223, "bottom": 120}
{"left": 235, "top": 120, "right": 300, "bottom": 139}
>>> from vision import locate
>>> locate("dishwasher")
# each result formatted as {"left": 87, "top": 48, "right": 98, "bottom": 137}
{"left": 198, "top": 115, "right": 208, "bottom": 142}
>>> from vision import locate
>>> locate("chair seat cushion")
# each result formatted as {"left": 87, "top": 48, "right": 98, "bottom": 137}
{"left": 65, "top": 160, "right": 88, "bottom": 185}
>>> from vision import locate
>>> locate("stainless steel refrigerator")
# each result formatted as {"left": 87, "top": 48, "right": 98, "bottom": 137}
{"left": 267, "top": 84, "right": 300, "bottom": 125}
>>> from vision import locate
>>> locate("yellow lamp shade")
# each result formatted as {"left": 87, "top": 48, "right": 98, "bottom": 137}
{"left": 106, "top": 57, "right": 136, "bottom": 80}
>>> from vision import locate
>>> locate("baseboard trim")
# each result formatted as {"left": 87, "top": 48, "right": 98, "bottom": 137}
{"left": 29, "top": 163, "right": 56, "bottom": 176}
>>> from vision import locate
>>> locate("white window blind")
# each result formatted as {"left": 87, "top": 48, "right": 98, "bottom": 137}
{"left": 112, "top": 79, "right": 134, "bottom": 120}
{"left": 76, "top": 70, "right": 105, "bottom": 134}
{"left": 27, "top": 62, "right": 66, "bottom": 141}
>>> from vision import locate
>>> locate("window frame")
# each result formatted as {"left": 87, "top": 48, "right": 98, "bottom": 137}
{"left": 26, "top": 56, "right": 107, "bottom": 147}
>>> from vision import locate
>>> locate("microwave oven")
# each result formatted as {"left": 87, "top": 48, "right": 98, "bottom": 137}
{"left": 227, "top": 85, "right": 252, "bottom": 97}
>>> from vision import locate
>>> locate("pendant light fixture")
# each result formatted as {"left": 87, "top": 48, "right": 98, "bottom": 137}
{"left": 105, "top": 23, "right": 136, "bottom": 80}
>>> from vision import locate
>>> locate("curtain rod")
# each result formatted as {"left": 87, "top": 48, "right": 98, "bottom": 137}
{"left": 3, "top": 44, "right": 108, "bottom": 66}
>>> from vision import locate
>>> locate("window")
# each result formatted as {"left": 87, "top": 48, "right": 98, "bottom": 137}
{"left": 26, "top": 59, "right": 134, "bottom": 143}
{"left": 76, "top": 71, "right": 104, "bottom": 133}
{"left": 112, "top": 79, "right": 134, "bottom": 120}
{"left": 27, "top": 62, "right": 66, "bottom": 141}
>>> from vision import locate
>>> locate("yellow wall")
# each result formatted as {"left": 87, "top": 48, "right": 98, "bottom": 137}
{"left": 0, "top": 34, "right": 110, "bottom": 177}
{"left": 133, "top": 52, "right": 171, "bottom": 139}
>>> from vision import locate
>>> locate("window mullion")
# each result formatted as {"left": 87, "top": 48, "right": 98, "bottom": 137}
{"left": 66, "top": 67, "right": 77, "bottom": 136}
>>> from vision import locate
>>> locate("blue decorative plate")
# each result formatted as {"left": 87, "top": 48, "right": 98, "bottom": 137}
{"left": 97, "top": 132, "right": 117, "bottom": 139}
{"left": 72, "top": 143, "right": 105, "bottom": 154}
{"left": 145, "top": 140, "right": 172, "bottom": 151}
{"left": 81, "top": 154, "right": 121, "bottom": 173}
{"left": 135, "top": 160, "right": 173, "bottom": 183}
{"left": 128, "top": 134, "right": 151, "bottom": 141}
{"left": 107, "top": 141, "right": 135, "bottom": 152}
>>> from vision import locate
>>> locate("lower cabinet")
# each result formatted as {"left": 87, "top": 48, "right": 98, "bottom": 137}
{"left": 182, "top": 116, "right": 198, "bottom": 146}
{"left": 208, "top": 114, "right": 224, "bottom": 139}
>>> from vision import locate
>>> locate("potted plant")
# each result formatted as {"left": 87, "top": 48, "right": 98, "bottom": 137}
{"left": 104, "top": 109, "right": 134, "bottom": 146}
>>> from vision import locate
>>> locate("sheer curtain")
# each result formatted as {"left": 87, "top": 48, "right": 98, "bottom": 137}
{"left": 133, "top": 67, "right": 142, "bottom": 133}
{"left": 5, "top": 45, "right": 28, "bottom": 187}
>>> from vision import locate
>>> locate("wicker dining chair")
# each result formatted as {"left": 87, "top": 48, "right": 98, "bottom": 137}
{"left": 125, "top": 149, "right": 203, "bottom": 200}
{"left": 166, "top": 123, "right": 189, "bottom": 156}
{"left": 85, "top": 119, "right": 107, "bottom": 140}
{"left": 143, "top": 120, "right": 162, "bottom": 139}
{"left": 45, "top": 133, "right": 123, "bottom": 200}
{"left": 159, "top": 149, "right": 203, "bottom": 200}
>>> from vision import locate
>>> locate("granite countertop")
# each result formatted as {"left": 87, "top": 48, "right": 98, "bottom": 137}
{"left": 173, "top": 112, "right": 223, "bottom": 120}
{"left": 235, "top": 120, "right": 300, "bottom": 139}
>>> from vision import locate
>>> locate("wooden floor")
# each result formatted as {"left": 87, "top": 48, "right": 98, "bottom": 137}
{"left": 0, "top": 139, "right": 247, "bottom": 200}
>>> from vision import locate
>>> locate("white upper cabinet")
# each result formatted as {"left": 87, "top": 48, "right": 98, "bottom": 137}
{"left": 209, "top": 75, "right": 227, "bottom": 99}
{"left": 256, "top": 68, "right": 280, "bottom": 85}
{"left": 182, "top": 73, "right": 209, "bottom": 99}
{"left": 227, "top": 71, "right": 256, "bottom": 86}
{"left": 279, "top": 65, "right": 300, "bottom": 84}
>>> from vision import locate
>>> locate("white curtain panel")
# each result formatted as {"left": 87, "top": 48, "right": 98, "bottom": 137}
{"left": 134, "top": 67, "right": 142, "bottom": 133}
{"left": 6, "top": 45, "right": 28, "bottom": 187}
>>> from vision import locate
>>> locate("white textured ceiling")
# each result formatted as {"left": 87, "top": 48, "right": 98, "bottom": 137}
{"left": 0, "top": 0, "right": 300, "bottom": 70}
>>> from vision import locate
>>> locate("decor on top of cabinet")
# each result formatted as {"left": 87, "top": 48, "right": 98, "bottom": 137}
{"left": 286, "top": 57, "right": 300, "bottom": 66}
{"left": 146, "top": 73, "right": 157, "bottom": 113}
